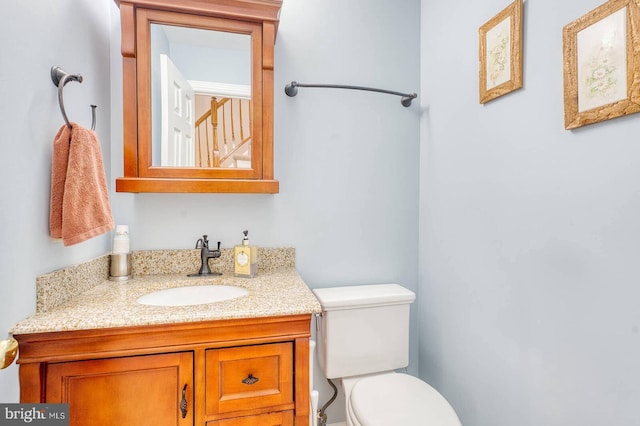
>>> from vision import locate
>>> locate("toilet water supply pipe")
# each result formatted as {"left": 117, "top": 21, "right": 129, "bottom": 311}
{"left": 318, "top": 379, "right": 338, "bottom": 426}
{"left": 313, "top": 312, "right": 338, "bottom": 426}
{"left": 313, "top": 312, "right": 339, "bottom": 426}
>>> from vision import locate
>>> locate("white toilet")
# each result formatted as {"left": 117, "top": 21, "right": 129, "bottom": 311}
{"left": 313, "top": 284, "right": 462, "bottom": 426}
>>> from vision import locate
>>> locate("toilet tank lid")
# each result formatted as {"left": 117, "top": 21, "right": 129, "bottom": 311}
{"left": 312, "top": 284, "right": 415, "bottom": 310}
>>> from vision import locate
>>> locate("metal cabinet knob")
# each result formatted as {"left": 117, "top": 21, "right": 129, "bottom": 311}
{"left": 241, "top": 373, "right": 260, "bottom": 385}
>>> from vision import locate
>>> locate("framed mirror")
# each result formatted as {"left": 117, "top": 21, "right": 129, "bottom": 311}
{"left": 114, "top": 0, "right": 281, "bottom": 193}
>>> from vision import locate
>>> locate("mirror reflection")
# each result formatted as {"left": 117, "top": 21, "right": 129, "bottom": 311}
{"left": 150, "top": 24, "right": 252, "bottom": 168}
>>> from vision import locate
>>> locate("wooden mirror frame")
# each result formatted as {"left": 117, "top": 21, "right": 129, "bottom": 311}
{"left": 114, "top": 0, "right": 282, "bottom": 193}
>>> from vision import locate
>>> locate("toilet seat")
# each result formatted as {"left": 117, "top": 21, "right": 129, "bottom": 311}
{"left": 347, "top": 373, "right": 461, "bottom": 426}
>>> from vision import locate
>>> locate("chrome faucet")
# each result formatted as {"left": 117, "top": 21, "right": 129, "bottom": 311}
{"left": 191, "top": 235, "right": 222, "bottom": 276}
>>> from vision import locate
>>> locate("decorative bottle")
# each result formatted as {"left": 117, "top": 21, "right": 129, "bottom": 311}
{"left": 234, "top": 230, "right": 257, "bottom": 278}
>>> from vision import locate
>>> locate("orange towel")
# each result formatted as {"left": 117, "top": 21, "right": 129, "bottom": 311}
{"left": 49, "top": 123, "right": 114, "bottom": 246}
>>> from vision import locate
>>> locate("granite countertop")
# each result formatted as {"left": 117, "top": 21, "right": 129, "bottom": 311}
{"left": 11, "top": 248, "right": 322, "bottom": 335}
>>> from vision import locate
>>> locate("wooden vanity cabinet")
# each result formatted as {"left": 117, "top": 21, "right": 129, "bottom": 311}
{"left": 15, "top": 315, "right": 311, "bottom": 426}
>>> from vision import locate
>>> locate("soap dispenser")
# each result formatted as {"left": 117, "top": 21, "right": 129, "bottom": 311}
{"left": 234, "top": 230, "right": 257, "bottom": 278}
{"left": 109, "top": 225, "right": 131, "bottom": 281}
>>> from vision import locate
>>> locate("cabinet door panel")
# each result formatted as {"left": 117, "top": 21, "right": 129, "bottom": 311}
{"left": 206, "top": 343, "right": 293, "bottom": 416}
{"left": 46, "top": 352, "right": 193, "bottom": 426}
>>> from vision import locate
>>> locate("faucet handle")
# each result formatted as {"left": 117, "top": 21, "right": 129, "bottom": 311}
{"left": 212, "top": 241, "right": 222, "bottom": 258}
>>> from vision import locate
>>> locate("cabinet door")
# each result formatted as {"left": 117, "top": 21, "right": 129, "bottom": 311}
{"left": 46, "top": 352, "right": 193, "bottom": 426}
{"left": 206, "top": 343, "right": 293, "bottom": 417}
{"left": 207, "top": 410, "right": 293, "bottom": 426}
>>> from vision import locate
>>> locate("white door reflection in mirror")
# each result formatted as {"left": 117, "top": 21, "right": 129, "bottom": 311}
{"left": 160, "top": 54, "right": 195, "bottom": 167}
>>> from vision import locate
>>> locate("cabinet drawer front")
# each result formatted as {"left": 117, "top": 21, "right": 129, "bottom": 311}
{"left": 206, "top": 410, "right": 293, "bottom": 426}
{"left": 206, "top": 342, "right": 293, "bottom": 416}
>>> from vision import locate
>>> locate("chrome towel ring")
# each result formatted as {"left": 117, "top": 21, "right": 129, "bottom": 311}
{"left": 50, "top": 66, "right": 96, "bottom": 131}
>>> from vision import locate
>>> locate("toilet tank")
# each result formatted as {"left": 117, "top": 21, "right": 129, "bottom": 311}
{"left": 313, "top": 284, "right": 416, "bottom": 379}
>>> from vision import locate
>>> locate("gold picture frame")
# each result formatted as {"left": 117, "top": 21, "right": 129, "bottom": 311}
{"left": 479, "top": 0, "right": 523, "bottom": 104}
{"left": 563, "top": 0, "right": 640, "bottom": 130}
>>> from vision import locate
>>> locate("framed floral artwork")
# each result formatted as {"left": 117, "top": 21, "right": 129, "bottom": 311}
{"left": 563, "top": 0, "right": 640, "bottom": 129}
{"left": 479, "top": 0, "right": 523, "bottom": 104}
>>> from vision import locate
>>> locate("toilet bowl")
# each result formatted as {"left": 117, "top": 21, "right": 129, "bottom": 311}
{"left": 343, "top": 372, "right": 461, "bottom": 426}
{"left": 313, "top": 284, "right": 462, "bottom": 426}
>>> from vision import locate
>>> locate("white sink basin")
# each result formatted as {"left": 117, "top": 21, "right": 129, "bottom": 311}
{"left": 137, "top": 285, "right": 248, "bottom": 306}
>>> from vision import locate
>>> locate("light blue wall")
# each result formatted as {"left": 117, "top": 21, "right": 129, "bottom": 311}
{"left": 419, "top": 0, "right": 640, "bottom": 425}
{"left": 150, "top": 24, "right": 169, "bottom": 165}
{"left": 271, "top": 2, "right": 420, "bottom": 421}
{"left": 0, "top": 0, "right": 421, "bottom": 416}
{"left": 172, "top": 43, "right": 251, "bottom": 85}
{"left": 0, "top": 0, "right": 112, "bottom": 402}
{"left": 15, "top": 1, "right": 640, "bottom": 425}
{"left": 110, "top": 0, "right": 420, "bottom": 286}
{"left": 110, "top": 1, "right": 421, "bottom": 420}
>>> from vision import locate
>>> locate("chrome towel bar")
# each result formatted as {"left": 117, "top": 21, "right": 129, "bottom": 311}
{"left": 284, "top": 81, "right": 417, "bottom": 107}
